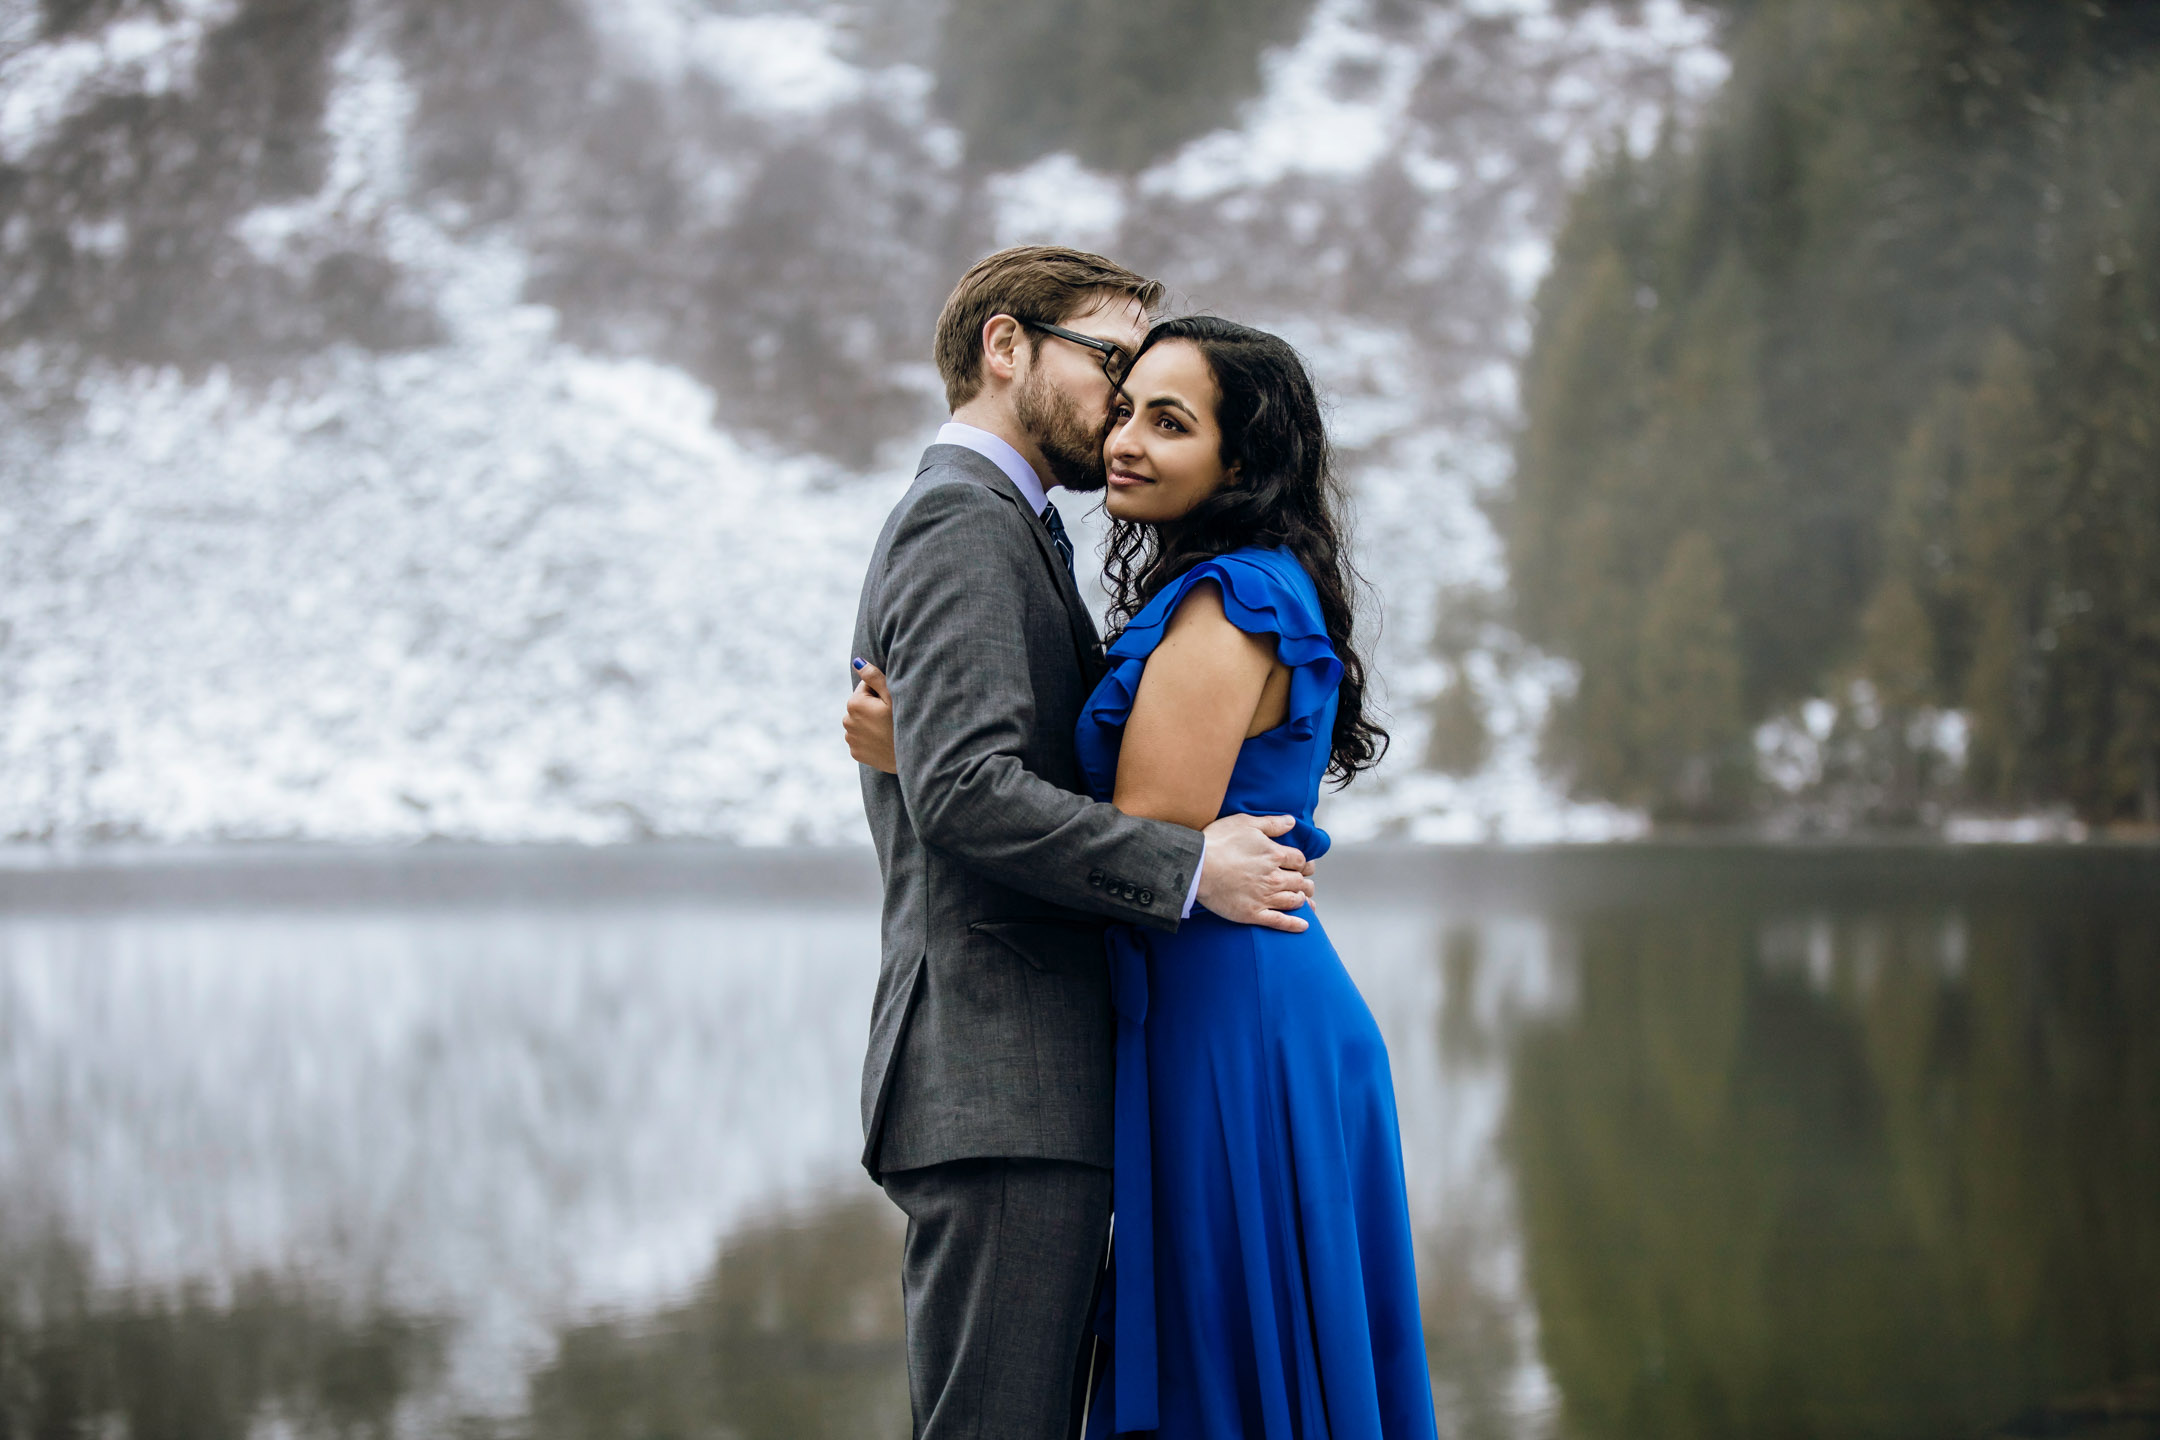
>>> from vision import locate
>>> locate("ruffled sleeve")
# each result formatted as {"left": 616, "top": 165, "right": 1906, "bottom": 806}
{"left": 1075, "top": 548, "right": 1342, "bottom": 801}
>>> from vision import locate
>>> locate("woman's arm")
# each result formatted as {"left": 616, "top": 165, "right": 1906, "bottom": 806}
{"left": 1115, "top": 581, "right": 1289, "bottom": 829}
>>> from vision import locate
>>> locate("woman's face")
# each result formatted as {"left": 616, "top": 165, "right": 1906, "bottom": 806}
{"left": 1102, "top": 339, "right": 1236, "bottom": 525}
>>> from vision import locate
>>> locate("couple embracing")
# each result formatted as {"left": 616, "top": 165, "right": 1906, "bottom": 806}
{"left": 844, "top": 246, "right": 1437, "bottom": 1440}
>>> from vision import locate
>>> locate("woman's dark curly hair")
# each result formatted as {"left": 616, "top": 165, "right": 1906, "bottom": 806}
{"left": 1102, "top": 315, "right": 1387, "bottom": 786}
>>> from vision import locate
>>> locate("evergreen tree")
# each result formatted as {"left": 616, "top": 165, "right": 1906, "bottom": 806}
{"left": 1639, "top": 247, "right": 1780, "bottom": 708}
{"left": 1634, "top": 531, "right": 1747, "bottom": 820}
{"left": 1424, "top": 673, "right": 1492, "bottom": 778}
{"left": 2034, "top": 71, "right": 2160, "bottom": 825}
{"left": 1855, "top": 576, "right": 1939, "bottom": 821}
{"left": 1546, "top": 500, "right": 1647, "bottom": 804}
{"left": 1511, "top": 161, "right": 1657, "bottom": 801}
{"left": 1952, "top": 333, "right": 2047, "bottom": 802}
{"left": 1881, "top": 385, "right": 1970, "bottom": 689}
{"left": 1511, "top": 186, "right": 1651, "bottom": 647}
{"left": 1424, "top": 581, "right": 1501, "bottom": 779}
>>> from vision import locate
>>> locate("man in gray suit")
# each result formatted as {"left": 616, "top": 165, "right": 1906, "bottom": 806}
{"left": 845, "top": 246, "right": 1316, "bottom": 1439}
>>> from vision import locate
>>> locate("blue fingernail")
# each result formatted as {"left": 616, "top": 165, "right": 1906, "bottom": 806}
{"left": 852, "top": 657, "right": 865, "bottom": 670}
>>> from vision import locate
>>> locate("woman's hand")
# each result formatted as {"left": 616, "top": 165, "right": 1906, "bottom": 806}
{"left": 844, "top": 659, "right": 898, "bottom": 774}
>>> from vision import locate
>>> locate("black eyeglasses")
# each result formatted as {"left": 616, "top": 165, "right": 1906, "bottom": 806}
{"left": 1018, "top": 318, "right": 1134, "bottom": 387}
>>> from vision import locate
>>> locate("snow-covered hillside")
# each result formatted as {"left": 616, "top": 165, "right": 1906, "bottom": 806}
{"left": 0, "top": 0, "right": 1723, "bottom": 845}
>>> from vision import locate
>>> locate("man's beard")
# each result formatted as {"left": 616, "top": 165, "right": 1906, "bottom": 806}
{"left": 1015, "top": 366, "right": 1108, "bottom": 492}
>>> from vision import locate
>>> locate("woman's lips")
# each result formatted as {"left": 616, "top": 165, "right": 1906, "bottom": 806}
{"left": 1107, "top": 468, "right": 1153, "bottom": 487}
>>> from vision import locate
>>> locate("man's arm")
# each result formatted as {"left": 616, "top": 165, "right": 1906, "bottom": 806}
{"left": 848, "top": 651, "right": 1314, "bottom": 931}
{"left": 876, "top": 481, "right": 1199, "bottom": 928}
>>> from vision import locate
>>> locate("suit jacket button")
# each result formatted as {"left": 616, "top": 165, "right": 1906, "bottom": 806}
{"left": 1139, "top": 889, "right": 1155, "bottom": 906}
{"left": 1089, "top": 870, "right": 1103, "bottom": 887}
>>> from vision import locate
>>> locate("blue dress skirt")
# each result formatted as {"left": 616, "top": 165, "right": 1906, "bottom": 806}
{"left": 1075, "top": 548, "right": 1438, "bottom": 1440}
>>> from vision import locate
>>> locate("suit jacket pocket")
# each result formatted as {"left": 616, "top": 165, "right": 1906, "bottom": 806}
{"left": 968, "top": 918, "right": 1105, "bottom": 974}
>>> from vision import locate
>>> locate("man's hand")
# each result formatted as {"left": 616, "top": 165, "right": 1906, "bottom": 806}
{"left": 844, "top": 659, "right": 898, "bottom": 774}
{"left": 1197, "top": 813, "right": 1316, "bottom": 933}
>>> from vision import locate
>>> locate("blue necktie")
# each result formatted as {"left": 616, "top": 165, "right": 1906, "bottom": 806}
{"left": 1041, "top": 503, "right": 1076, "bottom": 586}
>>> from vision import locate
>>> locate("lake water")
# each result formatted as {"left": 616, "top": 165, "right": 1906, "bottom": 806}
{"left": 2, "top": 845, "right": 2155, "bottom": 1439}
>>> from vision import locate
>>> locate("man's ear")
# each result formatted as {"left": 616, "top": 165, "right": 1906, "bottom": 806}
{"left": 981, "top": 314, "right": 1024, "bottom": 385}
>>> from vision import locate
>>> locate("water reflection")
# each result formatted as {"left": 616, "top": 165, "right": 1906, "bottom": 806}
{"left": 1508, "top": 869, "right": 2160, "bottom": 1440}
{"left": 1, "top": 847, "right": 2155, "bottom": 1438}
{"left": 529, "top": 1196, "right": 905, "bottom": 1440}
{"left": 0, "top": 1227, "right": 445, "bottom": 1440}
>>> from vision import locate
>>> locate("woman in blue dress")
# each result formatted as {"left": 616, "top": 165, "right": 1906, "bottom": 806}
{"left": 856, "top": 315, "right": 1436, "bottom": 1439}
{"left": 1073, "top": 316, "right": 1435, "bottom": 1440}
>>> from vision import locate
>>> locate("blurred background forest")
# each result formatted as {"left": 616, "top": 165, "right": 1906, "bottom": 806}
{"left": 0, "top": 0, "right": 2152, "bottom": 843}
{"left": 1513, "top": 0, "right": 2160, "bottom": 832}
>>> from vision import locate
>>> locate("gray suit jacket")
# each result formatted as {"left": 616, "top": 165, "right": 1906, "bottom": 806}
{"left": 852, "top": 444, "right": 1205, "bottom": 1180}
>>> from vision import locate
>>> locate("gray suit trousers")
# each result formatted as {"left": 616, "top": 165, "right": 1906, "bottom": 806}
{"left": 883, "top": 1158, "right": 1111, "bottom": 1440}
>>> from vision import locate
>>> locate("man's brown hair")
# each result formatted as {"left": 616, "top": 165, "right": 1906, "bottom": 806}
{"left": 933, "top": 245, "right": 1165, "bottom": 410}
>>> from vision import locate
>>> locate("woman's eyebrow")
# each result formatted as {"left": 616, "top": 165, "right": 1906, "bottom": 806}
{"left": 1145, "top": 394, "right": 1198, "bottom": 419}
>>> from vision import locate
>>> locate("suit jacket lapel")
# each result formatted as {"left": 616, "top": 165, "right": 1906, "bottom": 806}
{"left": 919, "top": 445, "right": 1105, "bottom": 680}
